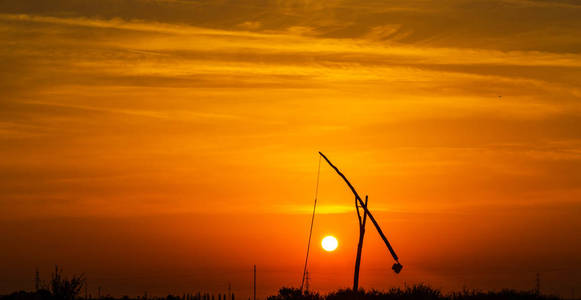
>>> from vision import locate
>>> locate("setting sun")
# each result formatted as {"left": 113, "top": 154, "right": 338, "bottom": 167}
{"left": 321, "top": 236, "right": 338, "bottom": 252}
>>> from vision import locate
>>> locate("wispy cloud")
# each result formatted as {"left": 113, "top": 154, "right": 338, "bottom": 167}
{"left": 0, "top": 1, "right": 580, "bottom": 220}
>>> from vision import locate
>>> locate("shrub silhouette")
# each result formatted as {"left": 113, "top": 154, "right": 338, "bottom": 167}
{"left": 48, "top": 266, "right": 85, "bottom": 300}
{"left": 268, "top": 285, "right": 561, "bottom": 300}
{"left": 267, "top": 287, "right": 321, "bottom": 300}
{"left": 326, "top": 284, "right": 440, "bottom": 300}
{"left": 450, "top": 289, "right": 560, "bottom": 300}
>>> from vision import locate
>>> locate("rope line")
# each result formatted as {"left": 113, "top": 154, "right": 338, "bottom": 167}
{"left": 300, "top": 155, "right": 321, "bottom": 292}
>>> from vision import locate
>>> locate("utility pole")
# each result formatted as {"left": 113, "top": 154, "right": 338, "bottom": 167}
{"left": 228, "top": 282, "right": 232, "bottom": 300}
{"left": 253, "top": 265, "right": 256, "bottom": 300}
{"left": 535, "top": 273, "right": 540, "bottom": 295}
{"left": 34, "top": 268, "right": 40, "bottom": 292}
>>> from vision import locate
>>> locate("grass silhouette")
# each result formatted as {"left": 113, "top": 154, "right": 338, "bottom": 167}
{"left": 267, "top": 285, "right": 560, "bottom": 300}
{"left": 0, "top": 284, "right": 565, "bottom": 300}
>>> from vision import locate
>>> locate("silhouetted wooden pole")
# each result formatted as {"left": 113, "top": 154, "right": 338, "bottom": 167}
{"left": 353, "top": 195, "right": 368, "bottom": 291}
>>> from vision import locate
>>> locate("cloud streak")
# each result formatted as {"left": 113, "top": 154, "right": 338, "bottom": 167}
{"left": 0, "top": 3, "right": 579, "bottom": 219}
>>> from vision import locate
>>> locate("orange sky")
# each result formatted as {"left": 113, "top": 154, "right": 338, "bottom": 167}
{"left": 0, "top": 0, "right": 580, "bottom": 298}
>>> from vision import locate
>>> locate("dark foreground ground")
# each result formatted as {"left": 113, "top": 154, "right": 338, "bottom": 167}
{"left": 0, "top": 285, "right": 566, "bottom": 300}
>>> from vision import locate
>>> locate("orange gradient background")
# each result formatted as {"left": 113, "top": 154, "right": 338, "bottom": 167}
{"left": 0, "top": 0, "right": 580, "bottom": 298}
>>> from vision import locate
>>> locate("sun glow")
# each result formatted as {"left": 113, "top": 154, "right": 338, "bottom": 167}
{"left": 321, "top": 235, "right": 338, "bottom": 252}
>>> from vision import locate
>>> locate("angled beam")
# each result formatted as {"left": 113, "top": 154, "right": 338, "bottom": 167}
{"left": 318, "top": 152, "right": 400, "bottom": 263}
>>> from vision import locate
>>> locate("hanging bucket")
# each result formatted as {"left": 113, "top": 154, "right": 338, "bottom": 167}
{"left": 392, "top": 262, "right": 403, "bottom": 274}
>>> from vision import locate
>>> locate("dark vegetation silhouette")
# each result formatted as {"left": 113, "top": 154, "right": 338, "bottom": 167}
{"left": 1, "top": 284, "right": 565, "bottom": 300}
{"left": 267, "top": 287, "right": 320, "bottom": 300}
{"left": 268, "top": 286, "right": 561, "bottom": 300}
{"left": 1, "top": 266, "right": 85, "bottom": 300}
{"left": 49, "top": 266, "right": 86, "bottom": 300}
